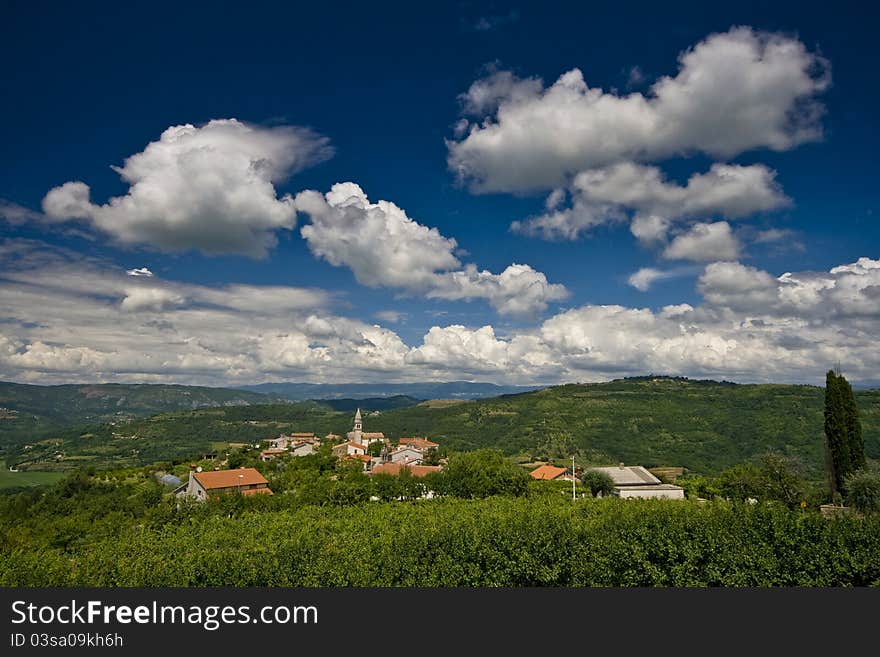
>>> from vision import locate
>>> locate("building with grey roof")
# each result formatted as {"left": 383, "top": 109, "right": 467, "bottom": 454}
{"left": 588, "top": 464, "right": 685, "bottom": 499}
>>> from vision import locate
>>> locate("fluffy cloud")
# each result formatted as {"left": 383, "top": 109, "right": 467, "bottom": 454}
{"left": 0, "top": 240, "right": 407, "bottom": 383}
{"left": 296, "top": 183, "right": 567, "bottom": 316}
{"left": 1, "top": 241, "right": 878, "bottom": 386}
{"left": 449, "top": 27, "right": 829, "bottom": 192}
{"left": 699, "top": 257, "right": 880, "bottom": 318}
{"left": 406, "top": 257, "right": 880, "bottom": 385}
{"left": 662, "top": 222, "right": 741, "bottom": 262}
{"left": 120, "top": 287, "right": 186, "bottom": 312}
{"left": 512, "top": 162, "right": 788, "bottom": 241}
{"left": 459, "top": 69, "right": 543, "bottom": 116}
{"left": 40, "top": 119, "right": 333, "bottom": 257}
{"left": 296, "top": 182, "right": 460, "bottom": 290}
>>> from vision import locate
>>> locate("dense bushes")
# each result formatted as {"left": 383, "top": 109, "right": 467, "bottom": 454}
{"left": 430, "top": 449, "right": 531, "bottom": 498}
{"left": 2, "top": 494, "right": 879, "bottom": 587}
{"left": 845, "top": 467, "right": 880, "bottom": 514}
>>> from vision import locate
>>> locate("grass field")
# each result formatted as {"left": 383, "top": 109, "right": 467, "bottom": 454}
{"left": 0, "top": 461, "right": 65, "bottom": 490}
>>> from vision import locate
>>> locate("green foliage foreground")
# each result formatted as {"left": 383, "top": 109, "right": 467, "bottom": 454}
{"left": 3, "top": 492, "right": 879, "bottom": 587}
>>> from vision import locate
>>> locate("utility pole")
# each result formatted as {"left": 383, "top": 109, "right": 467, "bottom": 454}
{"left": 572, "top": 455, "right": 576, "bottom": 501}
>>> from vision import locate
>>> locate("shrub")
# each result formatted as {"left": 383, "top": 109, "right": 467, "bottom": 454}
{"left": 580, "top": 469, "right": 615, "bottom": 497}
{"left": 844, "top": 468, "right": 880, "bottom": 514}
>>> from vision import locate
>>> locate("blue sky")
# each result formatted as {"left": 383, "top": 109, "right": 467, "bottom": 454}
{"left": 1, "top": 1, "right": 878, "bottom": 386}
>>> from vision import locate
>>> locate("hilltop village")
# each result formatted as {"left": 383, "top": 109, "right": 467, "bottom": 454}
{"left": 171, "top": 407, "right": 684, "bottom": 501}
{"left": 174, "top": 408, "right": 445, "bottom": 500}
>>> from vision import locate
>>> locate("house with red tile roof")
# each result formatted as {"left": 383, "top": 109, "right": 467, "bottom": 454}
{"left": 260, "top": 447, "right": 288, "bottom": 461}
{"left": 529, "top": 464, "right": 571, "bottom": 481}
{"left": 398, "top": 437, "right": 439, "bottom": 450}
{"left": 333, "top": 440, "right": 369, "bottom": 457}
{"left": 177, "top": 467, "right": 272, "bottom": 501}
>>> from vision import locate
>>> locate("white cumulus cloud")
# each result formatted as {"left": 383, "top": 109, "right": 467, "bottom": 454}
{"left": 1, "top": 241, "right": 879, "bottom": 387}
{"left": 662, "top": 222, "right": 741, "bottom": 262}
{"left": 513, "top": 162, "right": 788, "bottom": 241}
{"left": 296, "top": 183, "right": 567, "bottom": 317}
{"left": 40, "top": 119, "right": 333, "bottom": 257}
{"left": 449, "top": 27, "right": 830, "bottom": 193}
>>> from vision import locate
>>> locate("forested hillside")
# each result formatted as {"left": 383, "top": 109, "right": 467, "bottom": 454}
{"left": 7, "top": 377, "right": 879, "bottom": 476}
{"left": 0, "top": 382, "right": 285, "bottom": 451}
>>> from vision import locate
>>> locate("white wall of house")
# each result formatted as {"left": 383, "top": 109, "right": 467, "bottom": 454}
{"left": 390, "top": 447, "right": 423, "bottom": 465}
{"left": 615, "top": 486, "right": 685, "bottom": 500}
{"left": 292, "top": 443, "right": 315, "bottom": 456}
{"left": 181, "top": 475, "right": 207, "bottom": 501}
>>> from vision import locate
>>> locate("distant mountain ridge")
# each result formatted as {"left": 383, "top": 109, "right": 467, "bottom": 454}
{"left": 319, "top": 396, "right": 422, "bottom": 412}
{"left": 0, "top": 382, "right": 285, "bottom": 450}
{"left": 235, "top": 381, "right": 544, "bottom": 400}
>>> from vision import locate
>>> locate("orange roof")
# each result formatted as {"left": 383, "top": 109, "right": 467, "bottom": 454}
{"left": 342, "top": 454, "right": 372, "bottom": 463}
{"left": 370, "top": 462, "right": 442, "bottom": 478}
{"left": 529, "top": 464, "right": 569, "bottom": 480}
{"left": 399, "top": 437, "right": 439, "bottom": 449}
{"left": 193, "top": 467, "right": 268, "bottom": 489}
{"left": 289, "top": 432, "right": 316, "bottom": 438}
{"left": 338, "top": 441, "right": 367, "bottom": 449}
{"left": 260, "top": 448, "right": 287, "bottom": 455}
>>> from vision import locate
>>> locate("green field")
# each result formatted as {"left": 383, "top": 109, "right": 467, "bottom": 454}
{"left": 0, "top": 461, "right": 65, "bottom": 490}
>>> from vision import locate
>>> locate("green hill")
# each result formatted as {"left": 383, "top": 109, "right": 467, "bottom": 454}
{"left": 6, "top": 402, "right": 335, "bottom": 472}
{"left": 6, "top": 377, "right": 879, "bottom": 476}
{"left": 319, "top": 395, "right": 422, "bottom": 412}
{"left": 370, "top": 377, "right": 879, "bottom": 475}
{"left": 0, "top": 382, "right": 286, "bottom": 453}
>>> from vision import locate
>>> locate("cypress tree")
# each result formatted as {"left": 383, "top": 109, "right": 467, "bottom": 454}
{"left": 823, "top": 370, "right": 850, "bottom": 496}
{"left": 840, "top": 376, "right": 866, "bottom": 471}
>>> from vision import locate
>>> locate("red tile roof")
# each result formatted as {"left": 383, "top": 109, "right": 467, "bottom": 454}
{"left": 336, "top": 441, "right": 367, "bottom": 450}
{"left": 370, "top": 463, "right": 442, "bottom": 478}
{"left": 399, "top": 437, "right": 439, "bottom": 449}
{"left": 529, "top": 464, "right": 569, "bottom": 480}
{"left": 193, "top": 467, "right": 268, "bottom": 489}
{"left": 342, "top": 454, "right": 372, "bottom": 463}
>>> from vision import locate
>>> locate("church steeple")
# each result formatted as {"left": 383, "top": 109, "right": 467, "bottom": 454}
{"left": 354, "top": 408, "right": 362, "bottom": 432}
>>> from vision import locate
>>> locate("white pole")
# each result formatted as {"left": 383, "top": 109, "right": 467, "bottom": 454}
{"left": 572, "top": 455, "right": 576, "bottom": 501}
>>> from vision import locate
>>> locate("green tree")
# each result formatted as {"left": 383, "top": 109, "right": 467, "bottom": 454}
{"left": 758, "top": 452, "right": 806, "bottom": 509}
{"left": 840, "top": 376, "right": 866, "bottom": 471}
{"left": 434, "top": 449, "right": 530, "bottom": 498}
{"left": 421, "top": 447, "right": 441, "bottom": 466}
{"left": 843, "top": 466, "right": 880, "bottom": 514}
{"left": 716, "top": 463, "right": 764, "bottom": 501}
{"left": 824, "top": 370, "right": 851, "bottom": 496}
{"left": 371, "top": 473, "right": 401, "bottom": 502}
{"left": 579, "top": 469, "right": 615, "bottom": 497}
